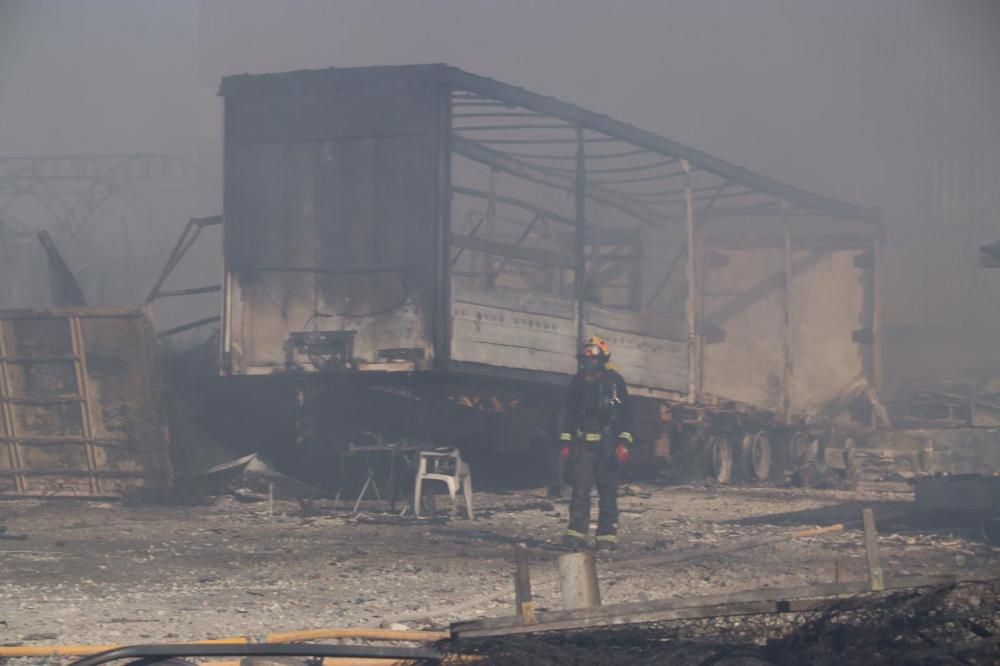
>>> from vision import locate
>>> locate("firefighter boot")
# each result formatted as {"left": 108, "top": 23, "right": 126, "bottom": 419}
{"left": 561, "top": 529, "right": 589, "bottom": 551}
{"left": 595, "top": 534, "right": 617, "bottom": 559}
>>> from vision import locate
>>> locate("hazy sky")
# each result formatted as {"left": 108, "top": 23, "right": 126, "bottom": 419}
{"left": 1, "top": 0, "right": 999, "bottom": 378}
{"left": 1, "top": 1, "right": 996, "bottom": 222}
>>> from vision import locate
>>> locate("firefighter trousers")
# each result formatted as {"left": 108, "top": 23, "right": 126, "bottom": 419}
{"left": 566, "top": 437, "right": 620, "bottom": 540}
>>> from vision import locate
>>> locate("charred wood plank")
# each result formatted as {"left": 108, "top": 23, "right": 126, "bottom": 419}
{"left": 451, "top": 575, "right": 956, "bottom": 638}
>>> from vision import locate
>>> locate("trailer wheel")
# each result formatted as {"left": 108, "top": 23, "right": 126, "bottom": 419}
{"left": 707, "top": 434, "right": 733, "bottom": 484}
{"left": 747, "top": 431, "right": 771, "bottom": 481}
{"left": 789, "top": 431, "right": 819, "bottom": 469}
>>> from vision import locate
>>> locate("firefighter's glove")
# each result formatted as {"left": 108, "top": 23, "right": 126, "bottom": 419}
{"left": 615, "top": 441, "right": 631, "bottom": 465}
{"left": 560, "top": 445, "right": 571, "bottom": 462}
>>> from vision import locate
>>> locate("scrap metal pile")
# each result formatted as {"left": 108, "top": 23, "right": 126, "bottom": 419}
{"left": 437, "top": 578, "right": 1000, "bottom": 665}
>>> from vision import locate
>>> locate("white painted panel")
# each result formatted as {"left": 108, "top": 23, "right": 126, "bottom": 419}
{"left": 585, "top": 323, "right": 688, "bottom": 392}
{"left": 452, "top": 281, "right": 689, "bottom": 390}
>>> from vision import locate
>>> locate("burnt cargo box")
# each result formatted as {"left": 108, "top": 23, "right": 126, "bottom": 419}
{"left": 218, "top": 64, "right": 881, "bottom": 429}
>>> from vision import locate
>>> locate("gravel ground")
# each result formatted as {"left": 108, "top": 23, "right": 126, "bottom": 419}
{"left": 1, "top": 481, "right": 997, "bottom": 650}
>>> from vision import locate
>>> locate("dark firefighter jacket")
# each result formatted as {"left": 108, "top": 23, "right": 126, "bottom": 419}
{"left": 559, "top": 366, "right": 633, "bottom": 445}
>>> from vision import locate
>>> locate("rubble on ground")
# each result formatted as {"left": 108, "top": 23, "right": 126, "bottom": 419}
{"left": 439, "top": 579, "right": 1000, "bottom": 665}
{"left": 1, "top": 482, "right": 995, "bottom": 649}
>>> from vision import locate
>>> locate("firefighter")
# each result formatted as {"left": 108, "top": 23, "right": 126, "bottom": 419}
{"left": 559, "top": 336, "right": 632, "bottom": 554}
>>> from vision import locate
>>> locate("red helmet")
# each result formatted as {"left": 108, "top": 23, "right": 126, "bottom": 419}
{"left": 579, "top": 336, "right": 611, "bottom": 360}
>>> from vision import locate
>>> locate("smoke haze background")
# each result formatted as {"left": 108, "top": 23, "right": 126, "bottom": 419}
{"left": 0, "top": 0, "right": 998, "bottom": 388}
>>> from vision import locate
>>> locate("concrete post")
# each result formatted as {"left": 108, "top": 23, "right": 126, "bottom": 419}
{"left": 558, "top": 551, "right": 601, "bottom": 610}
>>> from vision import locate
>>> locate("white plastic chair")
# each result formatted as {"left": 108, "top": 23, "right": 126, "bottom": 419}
{"left": 413, "top": 447, "right": 474, "bottom": 519}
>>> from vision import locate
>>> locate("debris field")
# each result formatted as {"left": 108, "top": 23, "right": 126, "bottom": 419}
{"left": 1, "top": 481, "right": 995, "bottom": 648}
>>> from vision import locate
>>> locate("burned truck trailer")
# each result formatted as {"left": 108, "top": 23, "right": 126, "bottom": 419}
{"left": 214, "top": 64, "right": 882, "bottom": 482}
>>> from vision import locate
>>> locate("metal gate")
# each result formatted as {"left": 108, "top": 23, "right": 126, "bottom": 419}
{"left": 0, "top": 308, "right": 171, "bottom": 497}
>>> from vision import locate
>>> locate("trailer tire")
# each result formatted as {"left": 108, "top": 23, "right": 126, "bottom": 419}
{"left": 747, "top": 431, "right": 771, "bottom": 481}
{"left": 789, "top": 431, "right": 819, "bottom": 469}
{"left": 707, "top": 434, "right": 733, "bottom": 484}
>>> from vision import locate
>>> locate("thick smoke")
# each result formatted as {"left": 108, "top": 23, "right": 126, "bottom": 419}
{"left": 0, "top": 0, "right": 998, "bottom": 386}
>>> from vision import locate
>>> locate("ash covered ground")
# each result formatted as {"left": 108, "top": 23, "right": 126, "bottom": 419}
{"left": 1, "top": 482, "right": 996, "bottom": 647}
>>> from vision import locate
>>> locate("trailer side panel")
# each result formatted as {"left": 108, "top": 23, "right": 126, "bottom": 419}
{"left": 223, "top": 72, "right": 445, "bottom": 373}
{"left": 701, "top": 236, "right": 872, "bottom": 421}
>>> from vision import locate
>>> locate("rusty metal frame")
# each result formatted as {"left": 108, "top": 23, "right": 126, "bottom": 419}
{"left": 68, "top": 315, "right": 100, "bottom": 495}
{"left": 0, "top": 307, "right": 164, "bottom": 497}
{"left": 0, "top": 318, "right": 24, "bottom": 494}
{"left": 442, "top": 64, "right": 881, "bottom": 403}
{"left": 574, "top": 127, "right": 587, "bottom": 348}
{"left": 144, "top": 215, "right": 223, "bottom": 338}
{"left": 0, "top": 154, "right": 207, "bottom": 238}
{"left": 683, "top": 160, "right": 699, "bottom": 402}
{"left": 444, "top": 67, "right": 880, "bottom": 226}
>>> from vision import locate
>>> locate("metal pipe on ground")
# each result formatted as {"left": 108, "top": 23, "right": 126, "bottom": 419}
{"left": 266, "top": 628, "right": 448, "bottom": 643}
{"left": 0, "top": 639, "right": 251, "bottom": 658}
{"left": 0, "top": 629, "right": 449, "bottom": 658}
{"left": 85, "top": 652, "right": 493, "bottom": 666}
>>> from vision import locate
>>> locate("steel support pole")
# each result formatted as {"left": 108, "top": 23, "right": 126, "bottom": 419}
{"left": 434, "top": 82, "right": 454, "bottom": 368}
{"left": 575, "top": 127, "right": 587, "bottom": 347}
{"left": 696, "top": 207, "right": 707, "bottom": 394}
{"left": 782, "top": 201, "right": 793, "bottom": 424}
{"left": 872, "top": 228, "right": 884, "bottom": 395}
{"left": 683, "top": 160, "right": 698, "bottom": 403}
{"left": 484, "top": 167, "right": 498, "bottom": 283}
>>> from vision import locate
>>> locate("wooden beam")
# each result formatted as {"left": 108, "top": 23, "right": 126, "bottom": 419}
{"left": 450, "top": 575, "right": 956, "bottom": 639}
{"left": 457, "top": 598, "right": 840, "bottom": 639}
{"left": 863, "top": 508, "right": 885, "bottom": 591}
{"left": 513, "top": 545, "right": 535, "bottom": 625}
